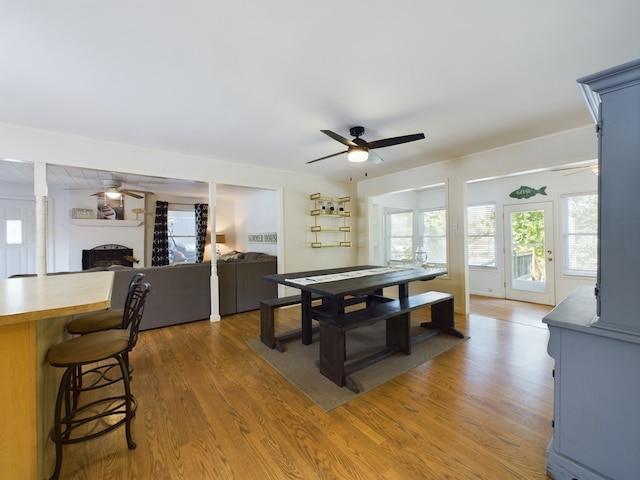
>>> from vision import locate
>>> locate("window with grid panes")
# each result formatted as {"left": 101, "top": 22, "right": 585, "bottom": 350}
{"left": 386, "top": 210, "right": 413, "bottom": 262}
{"left": 419, "top": 209, "right": 447, "bottom": 266}
{"left": 562, "top": 193, "right": 597, "bottom": 276}
{"left": 467, "top": 203, "right": 496, "bottom": 268}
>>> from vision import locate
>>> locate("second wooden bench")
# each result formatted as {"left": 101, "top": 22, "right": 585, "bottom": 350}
{"left": 314, "top": 291, "right": 459, "bottom": 392}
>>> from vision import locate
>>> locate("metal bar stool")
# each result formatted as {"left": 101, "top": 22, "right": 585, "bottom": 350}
{"left": 67, "top": 272, "right": 145, "bottom": 335}
{"left": 66, "top": 272, "right": 145, "bottom": 404}
{"left": 46, "top": 281, "right": 150, "bottom": 480}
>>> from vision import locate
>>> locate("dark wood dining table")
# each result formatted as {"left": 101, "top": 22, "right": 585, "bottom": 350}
{"left": 263, "top": 265, "right": 463, "bottom": 390}
{"left": 264, "top": 265, "right": 457, "bottom": 339}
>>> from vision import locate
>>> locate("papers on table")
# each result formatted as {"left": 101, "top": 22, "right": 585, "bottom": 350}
{"left": 285, "top": 266, "right": 412, "bottom": 286}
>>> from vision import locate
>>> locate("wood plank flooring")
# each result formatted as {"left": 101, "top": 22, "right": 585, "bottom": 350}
{"left": 54, "top": 296, "right": 554, "bottom": 479}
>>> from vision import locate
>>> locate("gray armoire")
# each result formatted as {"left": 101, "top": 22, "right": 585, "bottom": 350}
{"left": 543, "top": 58, "right": 640, "bottom": 479}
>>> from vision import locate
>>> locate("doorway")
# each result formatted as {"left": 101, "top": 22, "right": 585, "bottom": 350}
{"left": 0, "top": 198, "right": 36, "bottom": 278}
{"left": 503, "top": 202, "right": 555, "bottom": 305}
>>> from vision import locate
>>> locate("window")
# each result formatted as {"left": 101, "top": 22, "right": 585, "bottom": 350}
{"left": 419, "top": 209, "right": 447, "bottom": 266}
{"left": 6, "top": 220, "right": 23, "bottom": 245}
{"left": 385, "top": 208, "right": 448, "bottom": 266}
{"left": 562, "top": 193, "right": 597, "bottom": 276}
{"left": 168, "top": 209, "right": 197, "bottom": 263}
{"left": 467, "top": 203, "right": 496, "bottom": 268}
{"left": 386, "top": 210, "right": 413, "bottom": 262}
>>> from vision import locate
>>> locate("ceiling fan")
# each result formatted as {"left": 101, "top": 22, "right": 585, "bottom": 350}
{"left": 92, "top": 179, "right": 149, "bottom": 199}
{"left": 307, "top": 126, "right": 426, "bottom": 164}
{"left": 551, "top": 163, "right": 599, "bottom": 176}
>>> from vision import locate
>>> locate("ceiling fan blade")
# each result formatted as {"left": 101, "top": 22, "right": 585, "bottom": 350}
{"left": 368, "top": 150, "right": 384, "bottom": 164}
{"left": 306, "top": 150, "right": 348, "bottom": 164}
{"left": 551, "top": 164, "right": 595, "bottom": 172}
{"left": 122, "top": 190, "right": 144, "bottom": 199}
{"left": 321, "top": 130, "right": 357, "bottom": 147}
{"left": 366, "top": 133, "right": 425, "bottom": 149}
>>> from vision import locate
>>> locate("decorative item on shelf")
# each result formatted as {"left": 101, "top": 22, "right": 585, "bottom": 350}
{"left": 131, "top": 208, "right": 145, "bottom": 221}
{"left": 71, "top": 208, "right": 94, "bottom": 219}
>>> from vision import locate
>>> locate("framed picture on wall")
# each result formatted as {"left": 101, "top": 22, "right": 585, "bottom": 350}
{"left": 96, "top": 193, "right": 124, "bottom": 220}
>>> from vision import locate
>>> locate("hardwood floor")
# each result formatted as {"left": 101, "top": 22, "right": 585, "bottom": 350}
{"left": 55, "top": 296, "right": 554, "bottom": 479}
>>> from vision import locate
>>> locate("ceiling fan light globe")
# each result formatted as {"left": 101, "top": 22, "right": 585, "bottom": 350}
{"left": 347, "top": 147, "right": 369, "bottom": 163}
{"left": 105, "top": 191, "right": 122, "bottom": 199}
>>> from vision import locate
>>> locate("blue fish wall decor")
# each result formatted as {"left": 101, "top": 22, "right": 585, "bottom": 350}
{"left": 509, "top": 186, "right": 547, "bottom": 199}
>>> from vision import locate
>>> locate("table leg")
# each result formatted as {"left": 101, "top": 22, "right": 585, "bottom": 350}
{"left": 420, "top": 297, "right": 464, "bottom": 338}
{"left": 386, "top": 312, "right": 411, "bottom": 354}
{"left": 301, "top": 290, "right": 313, "bottom": 345}
{"left": 319, "top": 323, "right": 345, "bottom": 386}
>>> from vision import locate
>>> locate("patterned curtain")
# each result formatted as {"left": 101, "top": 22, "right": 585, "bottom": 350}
{"left": 194, "top": 203, "right": 208, "bottom": 263}
{"left": 152, "top": 201, "right": 169, "bottom": 266}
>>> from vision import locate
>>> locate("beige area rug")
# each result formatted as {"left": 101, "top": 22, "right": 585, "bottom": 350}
{"left": 248, "top": 320, "right": 468, "bottom": 411}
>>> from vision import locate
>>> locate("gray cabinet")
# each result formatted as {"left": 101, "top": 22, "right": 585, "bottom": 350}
{"left": 542, "top": 58, "right": 640, "bottom": 480}
{"left": 580, "top": 58, "right": 640, "bottom": 336}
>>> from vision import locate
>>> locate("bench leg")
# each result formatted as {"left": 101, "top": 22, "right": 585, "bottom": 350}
{"left": 319, "top": 323, "right": 345, "bottom": 387}
{"left": 386, "top": 312, "right": 411, "bottom": 354}
{"left": 420, "top": 298, "right": 464, "bottom": 338}
{"left": 260, "top": 303, "right": 276, "bottom": 349}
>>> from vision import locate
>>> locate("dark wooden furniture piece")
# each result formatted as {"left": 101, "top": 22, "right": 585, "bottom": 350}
{"left": 263, "top": 266, "right": 461, "bottom": 390}
{"left": 260, "top": 293, "right": 322, "bottom": 352}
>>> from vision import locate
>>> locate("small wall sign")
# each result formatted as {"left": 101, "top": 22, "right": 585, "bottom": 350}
{"left": 72, "top": 208, "right": 94, "bottom": 219}
{"left": 248, "top": 232, "right": 278, "bottom": 244}
{"left": 509, "top": 185, "right": 547, "bottom": 200}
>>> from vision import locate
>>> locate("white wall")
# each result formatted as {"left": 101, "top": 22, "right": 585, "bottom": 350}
{"left": 233, "top": 189, "right": 279, "bottom": 257}
{"left": 64, "top": 189, "right": 146, "bottom": 271}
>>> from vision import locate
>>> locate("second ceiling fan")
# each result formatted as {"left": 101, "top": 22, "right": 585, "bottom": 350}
{"left": 307, "top": 126, "right": 425, "bottom": 165}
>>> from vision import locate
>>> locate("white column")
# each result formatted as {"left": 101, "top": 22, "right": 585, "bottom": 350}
{"left": 33, "top": 162, "right": 48, "bottom": 276}
{"left": 208, "top": 182, "right": 221, "bottom": 322}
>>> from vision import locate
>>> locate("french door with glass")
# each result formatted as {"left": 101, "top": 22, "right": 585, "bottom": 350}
{"left": 503, "top": 202, "right": 555, "bottom": 305}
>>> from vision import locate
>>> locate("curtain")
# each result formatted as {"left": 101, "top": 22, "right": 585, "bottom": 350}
{"left": 194, "top": 203, "right": 208, "bottom": 263}
{"left": 152, "top": 201, "right": 169, "bottom": 266}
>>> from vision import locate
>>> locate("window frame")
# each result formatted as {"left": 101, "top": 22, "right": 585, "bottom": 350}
{"left": 418, "top": 207, "right": 447, "bottom": 268}
{"left": 561, "top": 192, "right": 598, "bottom": 277}
{"left": 467, "top": 202, "right": 497, "bottom": 270}
{"left": 168, "top": 207, "right": 197, "bottom": 264}
{"left": 384, "top": 209, "right": 414, "bottom": 264}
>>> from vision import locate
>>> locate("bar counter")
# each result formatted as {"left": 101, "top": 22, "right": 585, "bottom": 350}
{"left": 0, "top": 271, "right": 114, "bottom": 480}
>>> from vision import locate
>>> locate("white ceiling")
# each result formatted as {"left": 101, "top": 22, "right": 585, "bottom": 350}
{"left": 1, "top": 1, "right": 639, "bottom": 187}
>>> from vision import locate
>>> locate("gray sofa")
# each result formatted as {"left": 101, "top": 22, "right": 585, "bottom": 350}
{"left": 108, "top": 262, "right": 212, "bottom": 331}
{"left": 216, "top": 251, "right": 277, "bottom": 316}
{"left": 106, "top": 252, "right": 277, "bottom": 329}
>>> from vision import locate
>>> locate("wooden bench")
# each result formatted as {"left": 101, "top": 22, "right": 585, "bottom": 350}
{"left": 314, "top": 291, "right": 459, "bottom": 392}
{"left": 260, "top": 294, "right": 322, "bottom": 352}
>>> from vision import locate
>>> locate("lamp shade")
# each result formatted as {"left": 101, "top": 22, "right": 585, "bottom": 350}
{"left": 347, "top": 146, "right": 369, "bottom": 163}
{"left": 215, "top": 233, "right": 227, "bottom": 244}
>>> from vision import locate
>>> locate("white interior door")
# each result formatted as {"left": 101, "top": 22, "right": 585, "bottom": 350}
{"left": 504, "top": 202, "right": 555, "bottom": 305}
{"left": 0, "top": 199, "right": 36, "bottom": 278}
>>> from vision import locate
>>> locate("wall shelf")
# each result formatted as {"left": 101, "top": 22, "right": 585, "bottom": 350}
{"left": 309, "top": 193, "right": 351, "bottom": 248}
{"left": 70, "top": 220, "right": 143, "bottom": 227}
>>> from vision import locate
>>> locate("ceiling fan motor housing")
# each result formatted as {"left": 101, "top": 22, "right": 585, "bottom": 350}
{"left": 350, "top": 126, "right": 365, "bottom": 138}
